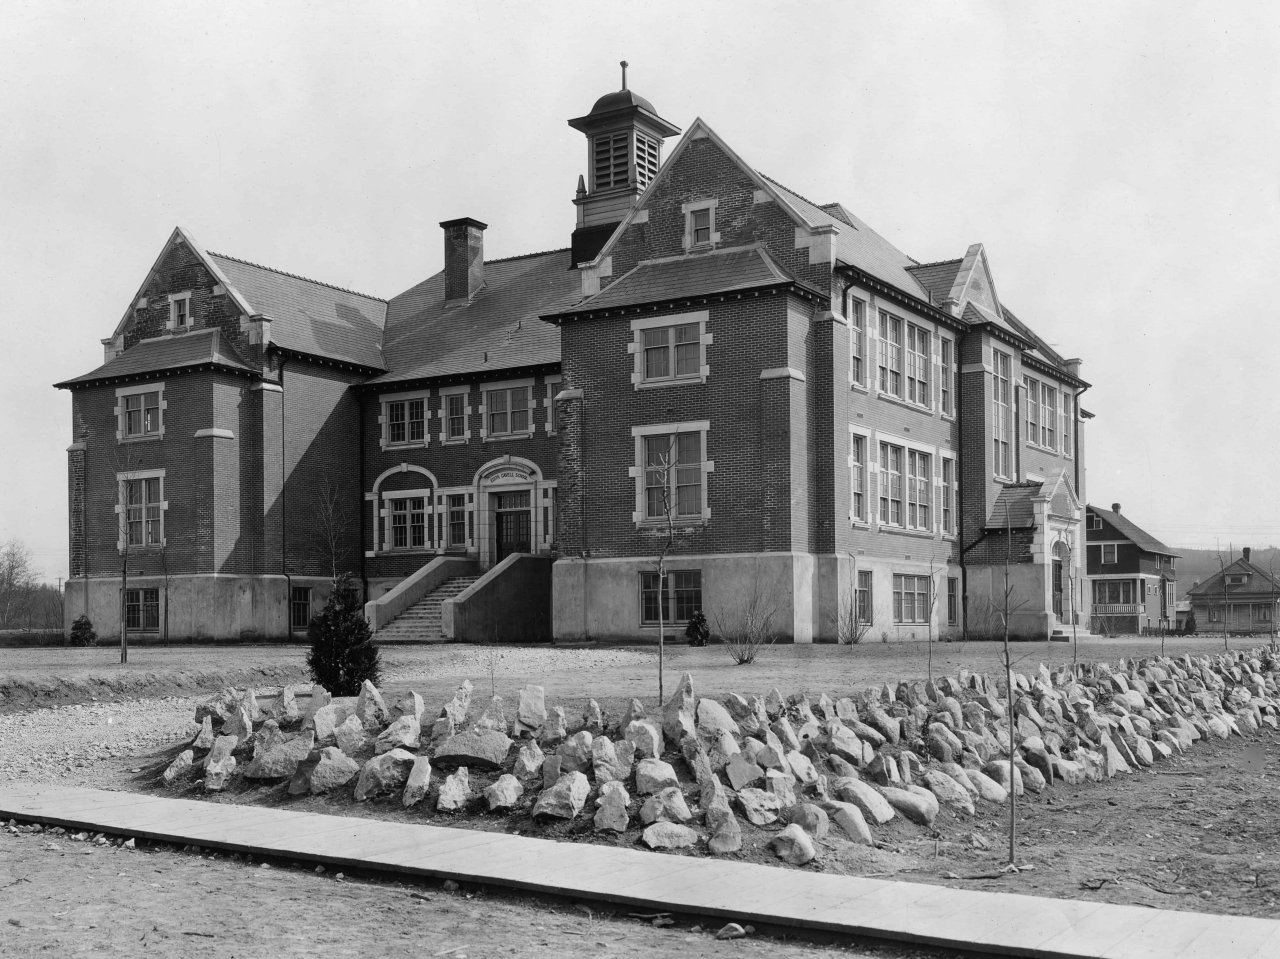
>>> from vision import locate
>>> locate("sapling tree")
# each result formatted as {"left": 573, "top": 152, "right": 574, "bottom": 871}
{"left": 310, "top": 477, "right": 355, "bottom": 582}
{"left": 990, "top": 514, "right": 1031, "bottom": 867}
{"left": 643, "top": 434, "right": 696, "bottom": 701}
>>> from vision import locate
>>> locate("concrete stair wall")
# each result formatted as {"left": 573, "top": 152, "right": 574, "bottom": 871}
{"left": 374, "top": 576, "right": 479, "bottom": 644}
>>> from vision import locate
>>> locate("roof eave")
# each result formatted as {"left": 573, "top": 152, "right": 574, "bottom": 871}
{"left": 542, "top": 279, "right": 822, "bottom": 325}
{"left": 54, "top": 360, "right": 259, "bottom": 391}
{"left": 834, "top": 263, "right": 967, "bottom": 334}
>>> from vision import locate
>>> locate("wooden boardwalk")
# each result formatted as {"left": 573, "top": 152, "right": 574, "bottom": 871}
{"left": 2, "top": 784, "right": 1277, "bottom": 958}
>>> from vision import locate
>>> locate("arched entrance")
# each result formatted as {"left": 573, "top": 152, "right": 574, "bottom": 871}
{"left": 473, "top": 457, "right": 550, "bottom": 566}
{"left": 1052, "top": 541, "right": 1066, "bottom": 619}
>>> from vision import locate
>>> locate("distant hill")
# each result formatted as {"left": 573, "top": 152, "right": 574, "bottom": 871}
{"left": 1172, "top": 546, "right": 1280, "bottom": 593}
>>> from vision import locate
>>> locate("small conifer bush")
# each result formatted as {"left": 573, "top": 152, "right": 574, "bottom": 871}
{"left": 684, "top": 609, "right": 710, "bottom": 647}
{"left": 69, "top": 614, "right": 97, "bottom": 647}
{"left": 306, "top": 574, "right": 381, "bottom": 696}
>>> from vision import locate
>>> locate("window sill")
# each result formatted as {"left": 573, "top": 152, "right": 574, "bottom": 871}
{"left": 636, "top": 377, "right": 706, "bottom": 391}
{"left": 876, "top": 392, "right": 934, "bottom": 415}
{"left": 636, "top": 518, "right": 707, "bottom": 531}
{"left": 119, "top": 434, "right": 163, "bottom": 444}
{"left": 386, "top": 441, "right": 429, "bottom": 450}
{"left": 441, "top": 437, "right": 469, "bottom": 446}
{"left": 640, "top": 621, "right": 692, "bottom": 629}
{"left": 877, "top": 526, "right": 937, "bottom": 540}
{"left": 849, "top": 382, "right": 870, "bottom": 394}
{"left": 483, "top": 432, "right": 535, "bottom": 443}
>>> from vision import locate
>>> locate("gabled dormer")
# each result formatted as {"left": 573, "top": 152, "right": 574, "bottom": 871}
{"left": 568, "top": 62, "right": 681, "bottom": 265}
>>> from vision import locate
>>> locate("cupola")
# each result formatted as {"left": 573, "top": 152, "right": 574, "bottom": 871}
{"left": 568, "top": 61, "right": 680, "bottom": 265}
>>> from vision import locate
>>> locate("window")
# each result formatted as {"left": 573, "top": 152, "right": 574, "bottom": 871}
{"left": 947, "top": 577, "right": 959, "bottom": 625}
{"left": 850, "top": 433, "right": 867, "bottom": 523}
{"left": 631, "top": 311, "right": 709, "bottom": 388}
{"left": 543, "top": 375, "right": 563, "bottom": 433}
{"left": 1227, "top": 573, "right": 1248, "bottom": 586}
{"left": 878, "top": 442, "right": 903, "bottom": 526}
{"left": 1024, "top": 376, "right": 1040, "bottom": 445}
{"left": 388, "top": 496, "right": 427, "bottom": 550}
{"left": 906, "top": 324, "right": 930, "bottom": 406}
{"left": 1089, "top": 513, "right": 1102, "bottom": 530}
{"left": 448, "top": 494, "right": 468, "bottom": 548}
{"left": 1041, "top": 385, "right": 1057, "bottom": 450}
{"left": 877, "top": 311, "right": 903, "bottom": 398}
{"left": 847, "top": 296, "right": 866, "bottom": 386}
{"left": 939, "top": 338, "right": 954, "bottom": 415}
{"left": 485, "top": 384, "right": 531, "bottom": 438}
{"left": 290, "top": 586, "right": 312, "bottom": 631}
{"left": 906, "top": 450, "right": 931, "bottom": 531}
{"left": 445, "top": 392, "right": 467, "bottom": 440}
{"left": 121, "top": 474, "right": 164, "bottom": 548}
{"left": 1255, "top": 605, "right": 1273, "bottom": 622}
{"left": 644, "top": 433, "right": 702, "bottom": 520}
{"left": 941, "top": 458, "right": 955, "bottom": 535}
{"left": 593, "top": 132, "right": 628, "bottom": 189}
{"left": 640, "top": 570, "right": 702, "bottom": 625}
{"left": 893, "top": 574, "right": 931, "bottom": 624}
{"left": 168, "top": 292, "right": 192, "bottom": 329}
{"left": 635, "top": 133, "right": 660, "bottom": 189}
{"left": 1094, "top": 580, "right": 1134, "bottom": 605}
{"left": 123, "top": 587, "right": 159, "bottom": 631}
{"left": 1209, "top": 606, "right": 1221, "bottom": 622}
{"left": 682, "top": 200, "right": 719, "bottom": 249}
{"left": 644, "top": 323, "right": 700, "bottom": 381}
{"left": 992, "top": 349, "right": 1012, "bottom": 478}
{"left": 1102, "top": 544, "right": 1117, "bottom": 564}
{"left": 385, "top": 396, "right": 426, "bottom": 446}
{"left": 856, "top": 570, "right": 872, "bottom": 624}
{"left": 691, "top": 209, "right": 711, "bottom": 245}
{"left": 1062, "top": 391, "right": 1073, "bottom": 456}
{"left": 116, "top": 384, "right": 164, "bottom": 441}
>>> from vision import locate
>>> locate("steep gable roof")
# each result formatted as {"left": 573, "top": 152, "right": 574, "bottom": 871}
{"left": 906, "top": 259, "right": 962, "bottom": 305}
{"left": 1186, "top": 557, "right": 1280, "bottom": 598}
{"left": 55, "top": 328, "right": 252, "bottom": 388}
{"left": 208, "top": 254, "right": 387, "bottom": 371}
{"left": 370, "top": 249, "right": 575, "bottom": 386}
{"left": 987, "top": 482, "right": 1042, "bottom": 529}
{"left": 1086, "top": 505, "right": 1179, "bottom": 557}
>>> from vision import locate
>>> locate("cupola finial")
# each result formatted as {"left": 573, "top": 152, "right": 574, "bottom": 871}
{"left": 620, "top": 60, "right": 628, "bottom": 90}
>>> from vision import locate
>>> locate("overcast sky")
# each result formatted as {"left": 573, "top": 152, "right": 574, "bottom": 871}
{"left": 3, "top": 1, "right": 1278, "bottom": 580}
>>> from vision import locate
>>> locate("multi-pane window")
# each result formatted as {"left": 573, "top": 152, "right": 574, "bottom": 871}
{"left": 893, "top": 574, "right": 931, "bottom": 624}
{"left": 644, "top": 432, "right": 703, "bottom": 520}
{"left": 877, "top": 312, "right": 903, "bottom": 397}
{"left": 939, "top": 339, "right": 954, "bottom": 415}
{"left": 290, "top": 586, "right": 312, "bottom": 631}
{"left": 123, "top": 391, "right": 161, "bottom": 438}
{"left": 906, "top": 450, "right": 931, "bottom": 530}
{"left": 643, "top": 323, "right": 700, "bottom": 382}
{"left": 389, "top": 496, "right": 427, "bottom": 549}
{"left": 850, "top": 434, "right": 867, "bottom": 522}
{"left": 124, "top": 477, "right": 163, "bottom": 547}
{"left": 1061, "top": 391, "right": 1073, "bottom": 455}
{"left": 848, "top": 296, "right": 866, "bottom": 386}
{"left": 856, "top": 571, "right": 873, "bottom": 624}
{"left": 906, "top": 325, "right": 930, "bottom": 406}
{"left": 387, "top": 398, "right": 426, "bottom": 445}
{"left": 947, "top": 577, "right": 959, "bottom": 625}
{"left": 635, "top": 133, "right": 660, "bottom": 189}
{"left": 878, "top": 442, "right": 903, "bottom": 526}
{"left": 1094, "top": 580, "right": 1134, "bottom": 605}
{"left": 170, "top": 294, "right": 191, "bottom": 328}
{"left": 486, "top": 386, "right": 530, "bottom": 437}
{"left": 448, "top": 494, "right": 467, "bottom": 547}
{"left": 1102, "top": 544, "right": 1117, "bottom": 564}
{"left": 123, "top": 587, "right": 159, "bottom": 631}
{"left": 640, "top": 569, "right": 702, "bottom": 625}
{"left": 1024, "top": 376, "right": 1041, "bottom": 444}
{"left": 445, "top": 393, "right": 467, "bottom": 440}
{"left": 1041, "top": 385, "right": 1057, "bottom": 449}
{"left": 691, "top": 208, "right": 712, "bottom": 245}
{"left": 593, "top": 132, "right": 629, "bottom": 189}
{"left": 941, "top": 458, "right": 955, "bottom": 535}
{"left": 993, "top": 349, "right": 1012, "bottom": 478}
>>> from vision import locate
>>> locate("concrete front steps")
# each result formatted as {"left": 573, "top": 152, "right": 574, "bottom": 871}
{"left": 373, "top": 576, "right": 479, "bottom": 644}
{"left": 1050, "top": 626, "right": 1102, "bottom": 642}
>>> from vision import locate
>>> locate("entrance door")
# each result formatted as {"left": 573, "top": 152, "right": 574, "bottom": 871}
{"left": 1052, "top": 559, "right": 1064, "bottom": 618}
{"left": 494, "top": 490, "right": 532, "bottom": 561}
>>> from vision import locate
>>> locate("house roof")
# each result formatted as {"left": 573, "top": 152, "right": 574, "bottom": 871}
{"left": 555, "top": 245, "right": 799, "bottom": 317}
{"left": 1087, "top": 505, "right": 1179, "bottom": 557}
{"left": 208, "top": 254, "right": 388, "bottom": 371}
{"left": 1186, "top": 557, "right": 1280, "bottom": 598}
{"left": 369, "top": 248, "right": 575, "bottom": 386}
{"left": 987, "top": 482, "right": 1042, "bottom": 529}
{"left": 906, "top": 259, "right": 962, "bottom": 305}
{"left": 55, "top": 329, "right": 253, "bottom": 388}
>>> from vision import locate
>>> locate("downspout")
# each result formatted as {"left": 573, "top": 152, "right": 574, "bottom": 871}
{"left": 956, "top": 327, "right": 968, "bottom": 639}
{"left": 279, "top": 356, "right": 291, "bottom": 641}
{"left": 1072, "top": 383, "right": 1089, "bottom": 629}
{"left": 358, "top": 389, "right": 368, "bottom": 603}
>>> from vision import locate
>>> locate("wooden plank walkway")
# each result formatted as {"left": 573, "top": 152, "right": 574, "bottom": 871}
{"left": 2, "top": 784, "right": 1277, "bottom": 958}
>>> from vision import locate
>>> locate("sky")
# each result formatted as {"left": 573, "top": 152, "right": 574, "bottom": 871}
{"left": 2, "top": 1, "right": 1279, "bottom": 581}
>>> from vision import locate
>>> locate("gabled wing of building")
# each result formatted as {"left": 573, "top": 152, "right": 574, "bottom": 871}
{"left": 54, "top": 328, "right": 253, "bottom": 387}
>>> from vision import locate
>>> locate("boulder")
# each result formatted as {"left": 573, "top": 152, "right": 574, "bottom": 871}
{"left": 922, "top": 770, "right": 975, "bottom": 816}
{"left": 484, "top": 774, "right": 525, "bottom": 811}
{"left": 879, "top": 785, "right": 938, "bottom": 825}
{"left": 725, "top": 753, "right": 764, "bottom": 791}
{"left": 830, "top": 776, "right": 894, "bottom": 825}
{"left": 640, "top": 786, "right": 693, "bottom": 824}
{"left": 702, "top": 780, "right": 742, "bottom": 854}
{"left": 680, "top": 734, "right": 715, "bottom": 787}
{"left": 766, "top": 768, "right": 798, "bottom": 806}
{"left": 768, "top": 823, "right": 816, "bottom": 865}
{"left": 963, "top": 768, "right": 1009, "bottom": 803}
{"left": 582, "top": 699, "right": 605, "bottom": 736}
{"left": 735, "top": 787, "right": 786, "bottom": 826}
{"left": 641, "top": 822, "right": 699, "bottom": 850}
{"left": 783, "top": 802, "right": 829, "bottom": 839}
{"left": 374, "top": 716, "right": 421, "bottom": 755}
{"left": 289, "top": 746, "right": 360, "bottom": 796}
{"left": 662, "top": 673, "right": 697, "bottom": 747}
{"left": 593, "top": 781, "right": 631, "bottom": 832}
{"left": 221, "top": 703, "right": 254, "bottom": 746}
{"left": 440, "top": 680, "right": 474, "bottom": 728}
{"left": 706, "top": 729, "right": 741, "bottom": 771}
{"left": 388, "top": 690, "right": 425, "bottom": 724}
{"left": 865, "top": 752, "right": 900, "bottom": 787}
{"left": 825, "top": 722, "right": 864, "bottom": 765}
{"left": 355, "top": 680, "right": 388, "bottom": 728}
{"left": 723, "top": 693, "right": 763, "bottom": 736}
{"left": 635, "top": 758, "right": 680, "bottom": 795}
{"left": 436, "top": 767, "right": 472, "bottom": 812}
{"left": 268, "top": 686, "right": 300, "bottom": 725}
{"left": 539, "top": 707, "right": 568, "bottom": 746}
{"left": 620, "top": 698, "right": 647, "bottom": 728}
{"left": 162, "top": 749, "right": 194, "bottom": 784}
{"left": 513, "top": 684, "right": 547, "bottom": 737}
{"left": 764, "top": 687, "right": 785, "bottom": 719}
{"left": 591, "top": 737, "right": 629, "bottom": 784}
{"left": 204, "top": 753, "right": 236, "bottom": 791}
{"left": 826, "top": 801, "right": 873, "bottom": 844}
{"left": 251, "top": 719, "right": 286, "bottom": 759}
{"left": 402, "top": 756, "right": 433, "bottom": 807}
{"left": 335, "top": 714, "right": 376, "bottom": 761}
{"left": 475, "top": 695, "right": 507, "bottom": 734}
{"left": 433, "top": 729, "right": 514, "bottom": 770}
{"left": 191, "top": 716, "right": 215, "bottom": 751}
{"left": 244, "top": 730, "right": 315, "bottom": 779}
{"left": 354, "top": 749, "right": 416, "bottom": 801}
{"left": 202, "top": 734, "right": 237, "bottom": 771}
{"left": 624, "top": 720, "right": 663, "bottom": 760}
{"left": 533, "top": 771, "right": 590, "bottom": 820}
{"left": 308, "top": 702, "right": 353, "bottom": 745}
{"left": 696, "top": 698, "right": 740, "bottom": 739}
{"left": 771, "top": 717, "right": 802, "bottom": 752}
{"left": 512, "top": 740, "right": 545, "bottom": 780}
{"left": 194, "top": 687, "right": 241, "bottom": 726}
{"left": 556, "top": 731, "right": 594, "bottom": 775}
{"left": 542, "top": 755, "right": 563, "bottom": 790}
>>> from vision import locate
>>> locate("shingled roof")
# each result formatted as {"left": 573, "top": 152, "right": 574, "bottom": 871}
{"left": 209, "top": 254, "right": 387, "bottom": 371}
{"left": 1186, "top": 557, "right": 1280, "bottom": 598}
{"left": 55, "top": 329, "right": 253, "bottom": 388}
{"left": 1088, "top": 505, "right": 1179, "bottom": 557}
{"left": 906, "top": 259, "right": 962, "bottom": 305}
{"left": 987, "top": 482, "right": 1042, "bottom": 529}
{"left": 369, "top": 249, "right": 575, "bottom": 386}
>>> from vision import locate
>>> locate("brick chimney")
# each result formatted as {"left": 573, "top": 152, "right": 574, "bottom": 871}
{"left": 1112, "top": 503, "right": 1121, "bottom": 514}
{"left": 1244, "top": 547, "right": 1251, "bottom": 563}
{"left": 440, "top": 218, "right": 487, "bottom": 302}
